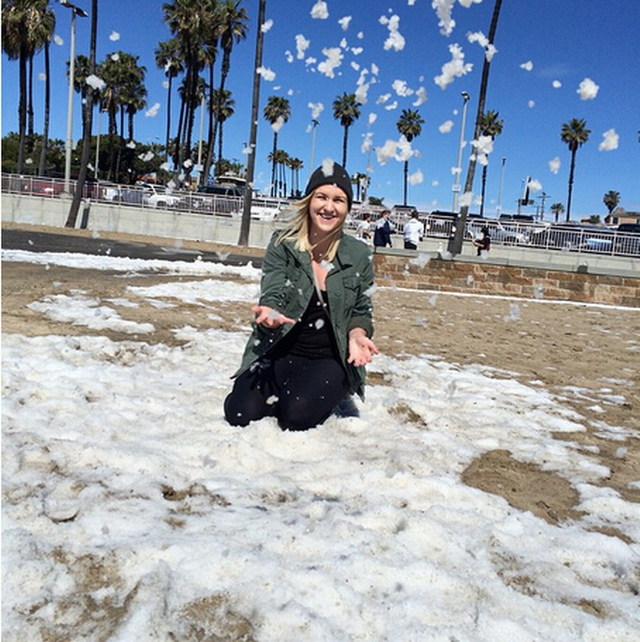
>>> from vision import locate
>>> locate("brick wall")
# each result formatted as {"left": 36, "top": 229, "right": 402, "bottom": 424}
{"left": 374, "top": 253, "right": 640, "bottom": 308}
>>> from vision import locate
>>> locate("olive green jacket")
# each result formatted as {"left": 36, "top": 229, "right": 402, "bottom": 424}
{"left": 235, "top": 231, "right": 375, "bottom": 398}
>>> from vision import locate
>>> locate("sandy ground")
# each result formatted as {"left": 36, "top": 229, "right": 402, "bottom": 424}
{"left": 2, "top": 230, "right": 639, "bottom": 538}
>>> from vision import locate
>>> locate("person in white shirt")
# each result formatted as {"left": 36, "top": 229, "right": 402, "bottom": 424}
{"left": 355, "top": 212, "right": 372, "bottom": 243}
{"left": 403, "top": 211, "right": 423, "bottom": 250}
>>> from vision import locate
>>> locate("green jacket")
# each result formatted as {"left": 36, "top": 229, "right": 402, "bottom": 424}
{"left": 235, "top": 231, "right": 375, "bottom": 398}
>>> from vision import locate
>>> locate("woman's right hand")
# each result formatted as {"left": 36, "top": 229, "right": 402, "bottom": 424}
{"left": 251, "top": 305, "right": 296, "bottom": 329}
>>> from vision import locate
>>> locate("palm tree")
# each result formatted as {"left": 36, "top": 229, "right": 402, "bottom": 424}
{"left": 603, "top": 190, "right": 620, "bottom": 215}
{"left": 477, "top": 109, "right": 504, "bottom": 218}
{"left": 288, "top": 156, "right": 303, "bottom": 197}
{"left": 560, "top": 118, "right": 590, "bottom": 221}
{"left": 66, "top": 0, "right": 98, "bottom": 228}
{"left": 163, "top": 0, "right": 211, "bottom": 170}
{"left": 332, "top": 92, "right": 361, "bottom": 169}
{"left": 212, "top": 0, "right": 247, "bottom": 167}
{"left": 263, "top": 95, "right": 290, "bottom": 197}
{"left": 449, "top": 0, "right": 503, "bottom": 255}
{"left": 396, "top": 108, "right": 424, "bottom": 206}
{"left": 2, "top": 0, "right": 53, "bottom": 173}
{"left": 239, "top": 0, "right": 266, "bottom": 247}
{"left": 211, "top": 88, "right": 235, "bottom": 165}
{"left": 550, "top": 202, "right": 564, "bottom": 224}
{"left": 155, "top": 38, "right": 184, "bottom": 163}
{"left": 36, "top": 4, "right": 55, "bottom": 175}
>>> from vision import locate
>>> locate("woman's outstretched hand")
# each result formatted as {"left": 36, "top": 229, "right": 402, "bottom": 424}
{"left": 347, "top": 328, "right": 379, "bottom": 367}
{"left": 252, "top": 305, "right": 296, "bottom": 329}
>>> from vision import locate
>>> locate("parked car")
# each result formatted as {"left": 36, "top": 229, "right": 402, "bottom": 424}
{"left": 141, "top": 184, "right": 182, "bottom": 208}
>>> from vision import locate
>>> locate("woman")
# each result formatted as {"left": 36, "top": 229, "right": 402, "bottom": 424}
{"left": 224, "top": 160, "right": 378, "bottom": 431}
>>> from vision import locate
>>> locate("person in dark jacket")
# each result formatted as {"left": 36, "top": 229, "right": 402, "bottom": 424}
{"left": 224, "top": 160, "right": 379, "bottom": 431}
{"left": 473, "top": 225, "right": 491, "bottom": 256}
{"left": 373, "top": 210, "right": 394, "bottom": 248}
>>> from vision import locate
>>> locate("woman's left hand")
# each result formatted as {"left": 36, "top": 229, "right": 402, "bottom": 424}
{"left": 347, "top": 329, "right": 379, "bottom": 367}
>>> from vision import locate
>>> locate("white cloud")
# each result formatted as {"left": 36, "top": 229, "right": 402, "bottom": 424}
{"left": 599, "top": 129, "right": 619, "bottom": 151}
{"left": 86, "top": 75, "right": 106, "bottom": 91}
{"left": 577, "top": 77, "right": 599, "bottom": 100}
{"left": 527, "top": 178, "right": 543, "bottom": 193}
{"left": 53, "top": 34, "right": 64, "bottom": 46}
{"left": 109, "top": 31, "right": 120, "bottom": 42}
{"left": 379, "top": 14, "right": 406, "bottom": 51}
{"left": 549, "top": 156, "right": 561, "bottom": 174}
{"left": 145, "top": 102, "right": 161, "bottom": 118}
{"left": 317, "top": 47, "right": 343, "bottom": 78}
{"left": 413, "top": 87, "right": 428, "bottom": 106}
{"left": 439, "top": 120, "right": 454, "bottom": 134}
{"left": 295, "top": 34, "right": 310, "bottom": 60}
{"left": 257, "top": 66, "right": 276, "bottom": 81}
{"left": 308, "top": 102, "right": 324, "bottom": 120}
{"left": 408, "top": 169, "right": 424, "bottom": 185}
{"left": 311, "top": 1, "right": 328, "bottom": 19}
{"left": 520, "top": 60, "right": 534, "bottom": 71}
{"left": 271, "top": 116, "right": 286, "bottom": 133}
{"left": 261, "top": 19, "right": 273, "bottom": 33}
{"left": 552, "top": 80, "right": 562, "bottom": 89}
{"left": 392, "top": 80, "right": 414, "bottom": 97}
{"left": 338, "top": 16, "right": 352, "bottom": 31}
{"left": 434, "top": 43, "right": 473, "bottom": 90}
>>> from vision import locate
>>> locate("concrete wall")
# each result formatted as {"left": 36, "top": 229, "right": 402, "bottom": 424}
{"left": 374, "top": 251, "right": 640, "bottom": 308}
{"left": 1, "top": 193, "right": 276, "bottom": 249}
{"left": 3, "top": 193, "right": 639, "bottom": 307}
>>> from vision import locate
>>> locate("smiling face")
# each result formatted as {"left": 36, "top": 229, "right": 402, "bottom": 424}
{"left": 308, "top": 184, "right": 349, "bottom": 241}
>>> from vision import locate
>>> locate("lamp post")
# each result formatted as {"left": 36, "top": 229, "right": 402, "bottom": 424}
{"left": 451, "top": 91, "right": 470, "bottom": 213}
{"left": 309, "top": 118, "right": 319, "bottom": 179}
{"left": 496, "top": 156, "right": 506, "bottom": 216}
{"left": 61, "top": 0, "right": 88, "bottom": 195}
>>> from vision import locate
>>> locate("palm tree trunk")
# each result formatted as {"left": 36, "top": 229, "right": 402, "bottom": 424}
{"left": 38, "top": 41, "right": 51, "bottom": 176}
{"left": 27, "top": 54, "right": 34, "bottom": 152}
{"left": 203, "top": 63, "right": 216, "bottom": 181}
{"left": 165, "top": 75, "right": 173, "bottom": 163}
{"left": 448, "top": 0, "right": 503, "bottom": 255}
{"left": 270, "top": 133, "right": 277, "bottom": 197}
{"left": 17, "top": 45, "right": 28, "bottom": 173}
{"left": 66, "top": 0, "right": 97, "bottom": 228}
{"left": 342, "top": 126, "right": 349, "bottom": 168}
{"left": 239, "top": 0, "right": 266, "bottom": 246}
{"left": 480, "top": 164, "right": 488, "bottom": 218}
{"left": 403, "top": 160, "right": 408, "bottom": 206}
{"left": 566, "top": 150, "right": 576, "bottom": 221}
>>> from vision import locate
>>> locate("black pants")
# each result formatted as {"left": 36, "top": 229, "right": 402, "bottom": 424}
{"left": 404, "top": 240, "right": 417, "bottom": 250}
{"left": 224, "top": 354, "right": 350, "bottom": 431}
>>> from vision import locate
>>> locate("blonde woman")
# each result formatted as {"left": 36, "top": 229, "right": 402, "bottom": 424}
{"left": 224, "top": 160, "right": 378, "bottom": 431}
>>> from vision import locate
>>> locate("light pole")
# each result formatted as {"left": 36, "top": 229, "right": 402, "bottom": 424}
{"left": 451, "top": 90, "right": 470, "bottom": 213}
{"left": 309, "top": 118, "right": 319, "bottom": 179}
{"left": 496, "top": 156, "right": 506, "bottom": 216}
{"left": 61, "top": 0, "right": 88, "bottom": 195}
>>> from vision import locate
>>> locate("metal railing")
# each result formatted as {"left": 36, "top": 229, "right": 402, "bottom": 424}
{"left": 4, "top": 173, "right": 639, "bottom": 257}
{"left": 1, "top": 173, "right": 290, "bottom": 222}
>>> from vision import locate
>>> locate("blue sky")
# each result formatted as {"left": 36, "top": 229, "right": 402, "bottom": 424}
{"left": 3, "top": 0, "right": 639, "bottom": 219}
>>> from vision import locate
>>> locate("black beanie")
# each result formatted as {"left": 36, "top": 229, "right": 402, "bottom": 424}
{"left": 304, "top": 161, "right": 353, "bottom": 210}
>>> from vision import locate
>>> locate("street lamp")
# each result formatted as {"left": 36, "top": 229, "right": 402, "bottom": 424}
{"left": 451, "top": 90, "right": 470, "bottom": 213}
{"left": 309, "top": 119, "right": 319, "bottom": 179}
{"left": 60, "top": 0, "right": 88, "bottom": 194}
{"left": 496, "top": 156, "right": 506, "bottom": 216}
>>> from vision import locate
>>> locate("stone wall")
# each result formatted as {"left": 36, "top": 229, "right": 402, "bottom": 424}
{"left": 374, "top": 253, "right": 640, "bottom": 308}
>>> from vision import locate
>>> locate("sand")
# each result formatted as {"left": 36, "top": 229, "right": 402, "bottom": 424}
{"left": 2, "top": 228, "right": 639, "bottom": 532}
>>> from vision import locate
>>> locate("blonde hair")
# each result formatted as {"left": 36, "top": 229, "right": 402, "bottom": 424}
{"left": 275, "top": 191, "right": 345, "bottom": 261}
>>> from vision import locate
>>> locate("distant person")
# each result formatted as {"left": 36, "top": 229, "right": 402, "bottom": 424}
{"left": 373, "top": 209, "right": 394, "bottom": 248}
{"left": 473, "top": 225, "right": 491, "bottom": 256}
{"left": 355, "top": 213, "right": 372, "bottom": 243}
{"left": 403, "top": 211, "right": 423, "bottom": 250}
